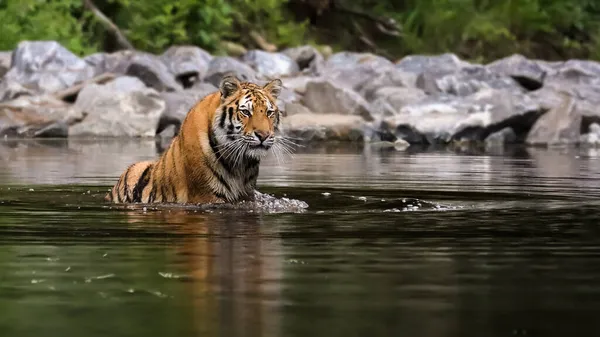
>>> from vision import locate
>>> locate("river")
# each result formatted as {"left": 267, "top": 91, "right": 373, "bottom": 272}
{"left": 1, "top": 138, "right": 599, "bottom": 337}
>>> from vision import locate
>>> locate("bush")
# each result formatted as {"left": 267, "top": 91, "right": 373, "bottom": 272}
{"left": 0, "top": 0, "right": 598, "bottom": 62}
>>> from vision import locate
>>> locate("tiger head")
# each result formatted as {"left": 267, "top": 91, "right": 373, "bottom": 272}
{"left": 212, "top": 74, "right": 283, "bottom": 160}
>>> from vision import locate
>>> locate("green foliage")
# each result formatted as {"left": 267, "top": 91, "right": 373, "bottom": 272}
{"left": 0, "top": 0, "right": 598, "bottom": 61}
{"left": 0, "top": 0, "right": 99, "bottom": 55}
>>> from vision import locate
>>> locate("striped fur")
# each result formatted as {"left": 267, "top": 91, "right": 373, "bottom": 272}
{"left": 105, "top": 75, "right": 284, "bottom": 205}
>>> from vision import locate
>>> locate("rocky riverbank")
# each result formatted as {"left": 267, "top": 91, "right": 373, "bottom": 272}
{"left": 1, "top": 40, "right": 600, "bottom": 149}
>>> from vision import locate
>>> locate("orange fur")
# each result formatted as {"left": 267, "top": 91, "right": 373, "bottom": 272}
{"left": 105, "top": 75, "right": 284, "bottom": 204}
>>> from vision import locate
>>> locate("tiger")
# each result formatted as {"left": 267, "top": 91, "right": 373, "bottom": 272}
{"left": 104, "top": 74, "right": 286, "bottom": 205}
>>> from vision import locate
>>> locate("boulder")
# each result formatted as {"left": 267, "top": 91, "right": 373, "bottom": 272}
{"left": 526, "top": 93, "right": 581, "bottom": 146}
{"left": 580, "top": 123, "right": 600, "bottom": 146}
{"left": 0, "top": 95, "right": 80, "bottom": 137}
{"left": 357, "top": 69, "right": 417, "bottom": 100}
{"left": 0, "top": 51, "right": 11, "bottom": 78}
{"left": 282, "top": 45, "right": 324, "bottom": 74}
{"left": 301, "top": 79, "right": 374, "bottom": 121}
{"left": 281, "top": 75, "right": 315, "bottom": 94}
{"left": 282, "top": 102, "right": 312, "bottom": 116}
{"left": 372, "top": 87, "right": 543, "bottom": 144}
{"left": 3, "top": 41, "right": 95, "bottom": 94}
{"left": 124, "top": 52, "right": 182, "bottom": 92}
{"left": 69, "top": 76, "right": 165, "bottom": 137}
{"left": 242, "top": 50, "right": 299, "bottom": 79}
{"left": 0, "top": 81, "right": 35, "bottom": 102}
{"left": 486, "top": 54, "right": 548, "bottom": 90}
{"left": 84, "top": 50, "right": 136, "bottom": 76}
{"left": 420, "top": 65, "right": 525, "bottom": 96}
{"left": 370, "top": 87, "right": 427, "bottom": 114}
{"left": 484, "top": 127, "right": 518, "bottom": 146}
{"left": 157, "top": 84, "right": 217, "bottom": 133}
{"left": 395, "top": 53, "right": 471, "bottom": 74}
{"left": 283, "top": 113, "right": 365, "bottom": 142}
{"left": 203, "top": 56, "right": 258, "bottom": 87}
{"left": 160, "top": 45, "right": 212, "bottom": 88}
{"left": 321, "top": 51, "right": 395, "bottom": 91}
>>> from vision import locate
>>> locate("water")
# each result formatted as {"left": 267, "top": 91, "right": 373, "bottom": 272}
{"left": 1, "top": 138, "right": 600, "bottom": 337}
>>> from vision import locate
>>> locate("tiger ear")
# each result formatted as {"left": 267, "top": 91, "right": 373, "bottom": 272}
{"left": 219, "top": 74, "right": 241, "bottom": 99}
{"left": 263, "top": 78, "right": 282, "bottom": 99}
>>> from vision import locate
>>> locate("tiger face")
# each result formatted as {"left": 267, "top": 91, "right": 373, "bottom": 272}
{"left": 213, "top": 75, "right": 283, "bottom": 161}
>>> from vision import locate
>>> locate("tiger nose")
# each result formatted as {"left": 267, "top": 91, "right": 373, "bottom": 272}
{"left": 254, "top": 130, "right": 269, "bottom": 143}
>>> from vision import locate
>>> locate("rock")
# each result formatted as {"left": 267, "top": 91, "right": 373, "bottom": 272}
{"left": 124, "top": 52, "right": 182, "bottom": 92}
{"left": 283, "top": 113, "right": 366, "bottom": 142}
{"left": 155, "top": 124, "right": 178, "bottom": 152}
{"left": 0, "top": 95, "right": 80, "bottom": 137}
{"left": 160, "top": 46, "right": 212, "bottom": 88}
{"left": 357, "top": 69, "right": 418, "bottom": 100}
{"left": 0, "top": 81, "right": 35, "bottom": 102}
{"left": 0, "top": 51, "right": 11, "bottom": 78}
{"left": 526, "top": 93, "right": 581, "bottom": 146}
{"left": 422, "top": 65, "right": 525, "bottom": 96}
{"left": 157, "top": 85, "right": 216, "bottom": 134}
{"left": 580, "top": 123, "right": 600, "bottom": 146}
{"left": 486, "top": 54, "right": 547, "bottom": 90}
{"left": 3, "top": 41, "right": 95, "bottom": 95}
{"left": 321, "top": 52, "right": 395, "bottom": 90}
{"left": 396, "top": 53, "right": 472, "bottom": 74}
{"left": 550, "top": 59, "right": 600, "bottom": 85}
{"left": 484, "top": 127, "right": 517, "bottom": 146}
{"left": 69, "top": 76, "right": 165, "bottom": 137}
{"left": 84, "top": 50, "right": 137, "bottom": 76}
{"left": 370, "top": 87, "right": 427, "bottom": 113}
{"left": 373, "top": 88, "right": 543, "bottom": 144}
{"left": 242, "top": 50, "right": 299, "bottom": 79}
{"left": 281, "top": 75, "right": 315, "bottom": 94}
{"left": 282, "top": 45, "right": 324, "bottom": 74}
{"left": 301, "top": 79, "right": 374, "bottom": 121}
{"left": 203, "top": 56, "right": 258, "bottom": 87}
{"left": 282, "top": 102, "right": 312, "bottom": 116}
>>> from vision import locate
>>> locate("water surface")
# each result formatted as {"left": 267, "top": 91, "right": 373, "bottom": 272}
{"left": 1, "top": 138, "right": 600, "bottom": 337}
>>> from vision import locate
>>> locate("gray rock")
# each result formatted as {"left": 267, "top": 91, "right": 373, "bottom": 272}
{"left": 157, "top": 85, "right": 216, "bottom": 132}
{"left": 160, "top": 45, "right": 212, "bottom": 88}
{"left": 0, "top": 51, "right": 11, "bottom": 78}
{"left": 528, "top": 82, "right": 600, "bottom": 119}
{"left": 357, "top": 69, "right": 417, "bottom": 100}
{"left": 155, "top": 124, "right": 178, "bottom": 152}
{"left": 84, "top": 50, "right": 136, "bottom": 76}
{"left": 370, "top": 87, "right": 427, "bottom": 112}
{"left": 70, "top": 77, "right": 165, "bottom": 137}
{"left": 283, "top": 102, "right": 312, "bottom": 116}
{"left": 283, "top": 113, "right": 365, "bottom": 142}
{"left": 486, "top": 54, "right": 547, "bottom": 90}
{"left": 426, "top": 65, "right": 525, "bottom": 96}
{"left": 243, "top": 50, "right": 299, "bottom": 79}
{"left": 321, "top": 52, "right": 395, "bottom": 91}
{"left": 0, "top": 80, "right": 35, "bottom": 102}
{"left": 485, "top": 127, "right": 517, "bottom": 146}
{"left": 203, "top": 56, "right": 258, "bottom": 87}
{"left": 526, "top": 93, "right": 581, "bottom": 146}
{"left": 580, "top": 123, "right": 600, "bottom": 146}
{"left": 282, "top": 45, "right": 324, "bottom": 74}
{"left": 301, "top": 79, "right": 374, "bottom": 121}
{"left": 124, "top": 52, "right": 182, "bottom": 92}
{"left": 4, "top": 41, "right": 95, "bottom": 94}
{"left": 281, "top": 75, "right": 315, "bottom": 94}
{"left": 396, "top": 53, "right": 471, "bottom": 74}
{"left": 0, "top": 95, "right": 80, "bottom": 137}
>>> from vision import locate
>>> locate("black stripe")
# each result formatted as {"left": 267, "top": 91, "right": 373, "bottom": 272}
{"left": 171, "top": 184, "right": 178, "bottom": 202}
{"left": 148, "top": 185, "right": 156, "bottom": 203}
{"left": 219, "top": 107, "right": 227, "bottom": 128}
{"left": 208, "top": 128, "right": 234, "bottom": 174}
{"left": 204, "top": 157, "right": 233, "bottom": 196}
{"left": 214, "top": 191, "right": 228, "bottom": 201}
{"left": 132, "top": 165, "right": 152, "bottom": 203}
{"left": 123, "top": 168, "right": 131, "bottom": 202}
